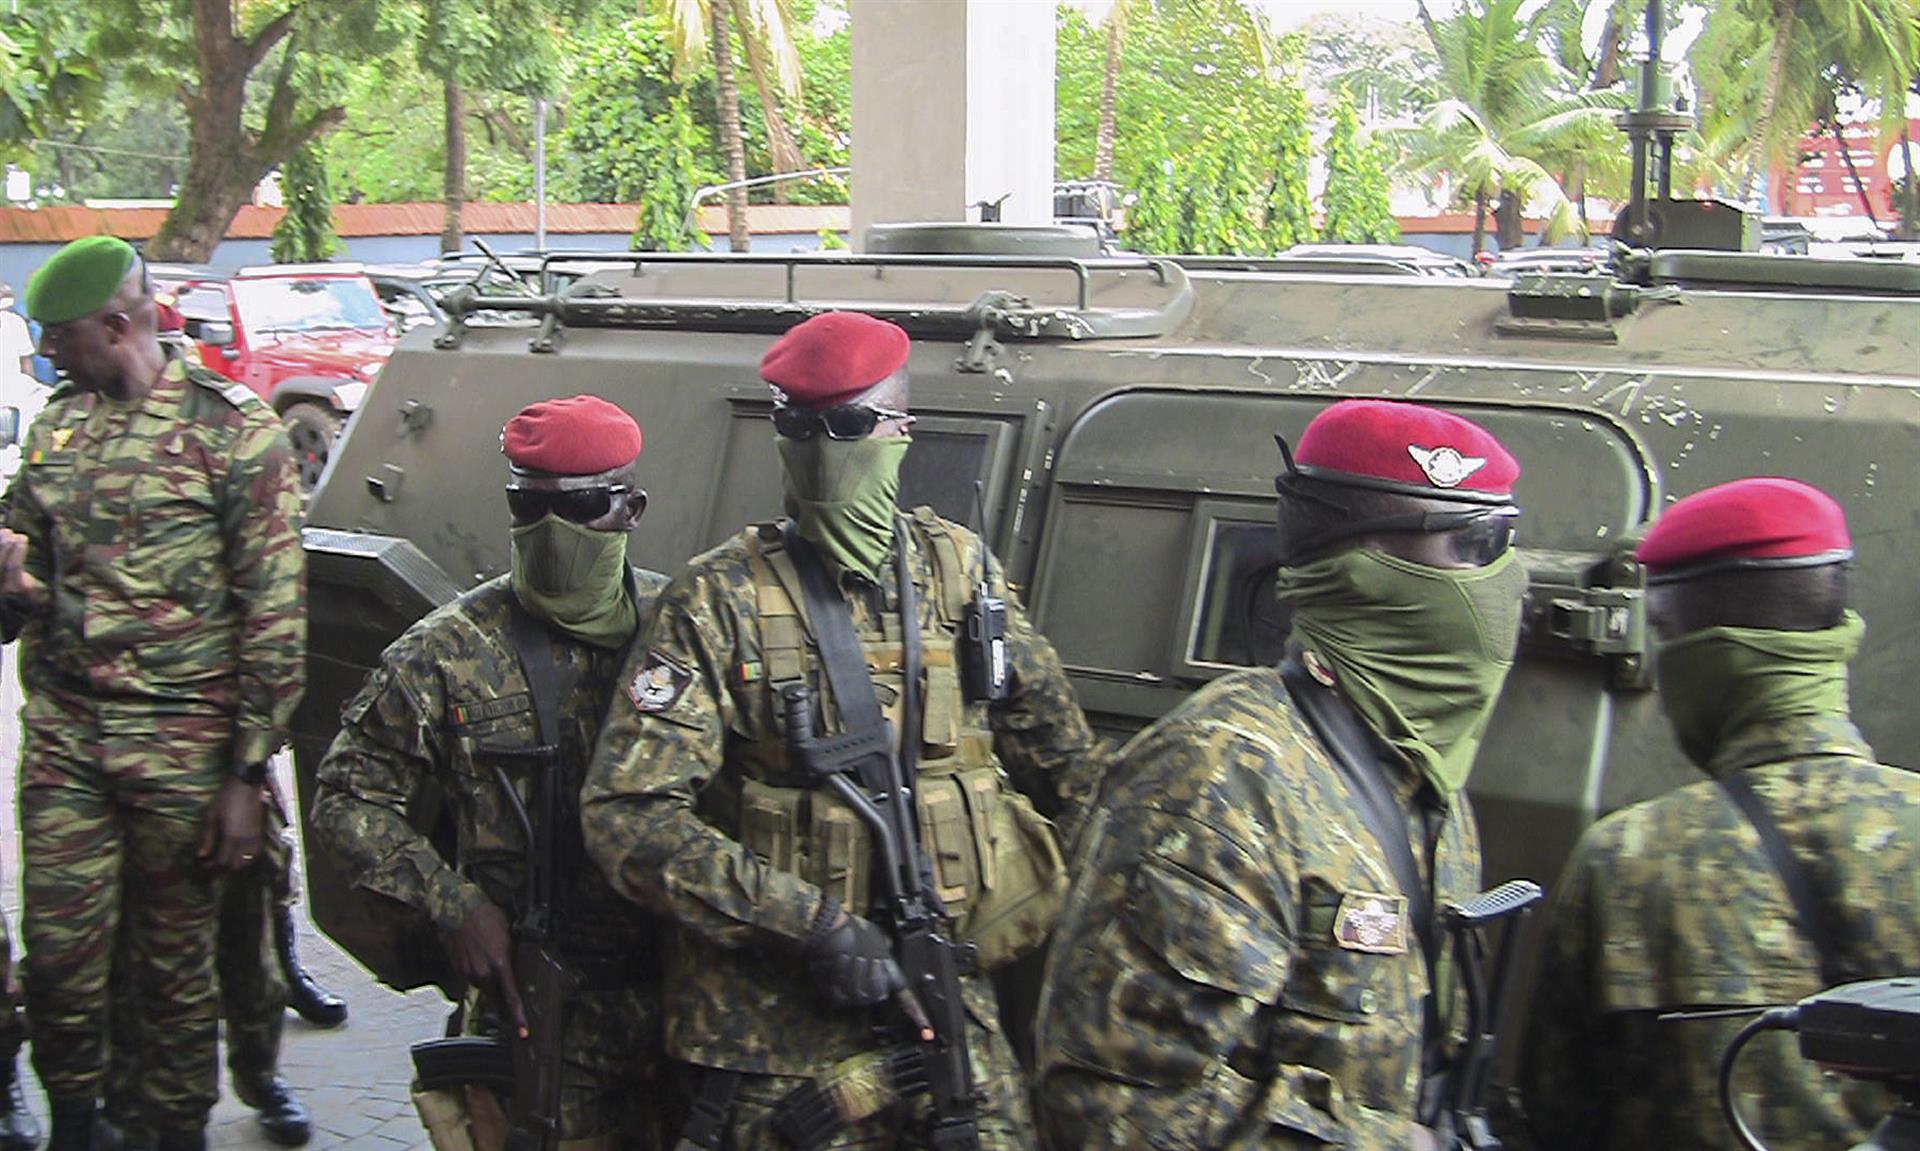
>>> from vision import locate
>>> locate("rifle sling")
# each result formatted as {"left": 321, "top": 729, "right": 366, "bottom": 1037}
{"left": 1280, "top": 656, "right": 1445, "bottom": 1093}
{"left": 1714, "top": 770, "right": 1848, "bottom": 987}
{"left": 782, "top": 524, "right": 898, "bottom": 799}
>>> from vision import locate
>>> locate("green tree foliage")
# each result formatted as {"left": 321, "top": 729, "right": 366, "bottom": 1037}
{"left": 1690, "top": 0, "right": 1920, "bottom": 192}
{"left": 0, "top": 6, "right": 101, "bottom": 162}
{"left": 77, "top": 0, "right": 416, "bottom": 260}
{"left": 1322, "top": 88, "right": 1400, "bottom": 244}
{"left": 1060, "top": 1, "right": 1314, "bottom": 255}
{"left": 1400, "top": 0, "right": 1623, "bottom": 252}
{"left": 560, "top": 15, "right": 716, "bottom": 249}
{"left": 271, "top": 140, "right": 340, "bottom": 262}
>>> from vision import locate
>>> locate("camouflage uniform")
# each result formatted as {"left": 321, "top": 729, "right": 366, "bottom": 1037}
{"left": 581, "top": 510, "right": 1100, "bottom": 1150}
{"left": 0, "top": 355, "right": 304, "bottom": 1133}
{"left": 104, "top": 787, "right": 295, "bottom": 1144}
{"left": 1034, "top": 667, "right": 1480, "bottom": 1151}
{"left": 311, "top": 570, "right": 674, "bottom": 1146}
{"left": 1521, "top": 714, "right": 1920, "bottom": 1151}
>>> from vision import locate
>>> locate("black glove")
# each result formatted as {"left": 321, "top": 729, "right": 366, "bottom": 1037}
{"left": 803, "top": 897, "right": 907, "bottom": 1011}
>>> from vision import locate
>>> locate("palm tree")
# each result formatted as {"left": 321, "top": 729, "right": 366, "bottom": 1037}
{"left": 1691, "top": 0, "right": 1920, "bottom": 194}
{"left": 657, "top": 0, "right": 803, "bottom": 252}
{"left": 1401, "top": 0, "right": 1624, "bottom": 253}
{"left": 1092, "top": 0, "right": 1134, "bottom": 183}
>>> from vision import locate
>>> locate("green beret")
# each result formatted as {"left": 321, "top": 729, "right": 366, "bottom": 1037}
{"left": 25, "top": 235, "right": 137, "bottom": 324}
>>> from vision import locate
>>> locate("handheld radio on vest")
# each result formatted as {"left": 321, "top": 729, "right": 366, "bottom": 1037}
{"left": 960, "top": 481, "right": 1009, "bottom": 704}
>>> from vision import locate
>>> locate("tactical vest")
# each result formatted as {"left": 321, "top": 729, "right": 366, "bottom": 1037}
{"left": 708, "top": 508, "right": 1066, "bottom": 969}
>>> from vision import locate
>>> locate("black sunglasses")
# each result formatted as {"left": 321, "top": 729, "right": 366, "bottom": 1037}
{"left": 506, "top": 484, "right": 633, "bottom": 525}
{"left": 1274, "top": 470, "right": 1519, "bottom": 567}
{"left": 770, "top": 403, "right": 914, "bottom": 441}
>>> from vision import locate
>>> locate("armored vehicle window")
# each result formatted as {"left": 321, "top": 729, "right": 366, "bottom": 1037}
{"left": 1182, "top": 505, "right": 1288, "bottom": 673}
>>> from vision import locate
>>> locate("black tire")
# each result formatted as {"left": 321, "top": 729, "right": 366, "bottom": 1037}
{"left": 283, "top": 402, "right": 344, "bottom": 492}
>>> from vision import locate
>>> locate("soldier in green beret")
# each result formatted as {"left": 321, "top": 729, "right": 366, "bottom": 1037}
{"left": 1, "top": 236, "right": 307, "bottom": 1151}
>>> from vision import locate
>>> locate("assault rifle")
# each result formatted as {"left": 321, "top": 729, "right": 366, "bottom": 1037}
{"left": 1438, "top": 879, "right": 1544, "bottom": 1151}
{"left": 775, "top": 681, "right": 980, "bottom": 1151}
{"left": 488, "top": 748, "right": 572, "bottom": 1151}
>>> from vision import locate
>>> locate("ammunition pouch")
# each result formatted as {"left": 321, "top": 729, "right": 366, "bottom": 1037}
{"left": 722, "top": 765, "right": 1063, "bottom": 970}
{"left": 732, "top": 515, "right": 1068, "bottom": 970}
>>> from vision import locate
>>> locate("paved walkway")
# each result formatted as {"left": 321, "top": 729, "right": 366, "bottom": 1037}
{"left": 1, "top": 647, "right": 446, "bottom": 1149}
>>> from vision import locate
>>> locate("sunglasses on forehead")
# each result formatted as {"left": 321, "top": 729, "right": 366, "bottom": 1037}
{"left": 770, "top": 403, "right": 914, "bottom": 441}
{"left": 505, "top": 483, "right": 634, "bottom": 524}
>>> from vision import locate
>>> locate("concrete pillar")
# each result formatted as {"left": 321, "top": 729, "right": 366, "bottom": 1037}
{"left": 849, "top": 0, "right": 1056, "bottom": 249}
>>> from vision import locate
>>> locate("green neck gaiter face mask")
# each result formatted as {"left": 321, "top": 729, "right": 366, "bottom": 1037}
{"left": 1655, "top": 611, "right": 1863, "bottom": 772}
{"left": 779, "top": 435, "right": 910, "bottom": 578}
{"left": 1277, "top": 548, "right": 1528, "bottom": 794}
{"left": 509, "top": 516, "right": 636, "bottom": 648}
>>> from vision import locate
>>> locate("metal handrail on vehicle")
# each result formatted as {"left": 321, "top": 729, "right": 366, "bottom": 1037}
{"left": 433, "top": 252, "right": 1196, "bottom": 351}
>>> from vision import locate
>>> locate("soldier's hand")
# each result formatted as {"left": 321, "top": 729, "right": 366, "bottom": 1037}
{"left": 0, "top": 529, "right": 45, "bottom": 606}
{"left": 804, "top": 905, "right": 907, "bottom": 1011}
{"left": 445, "top": 903, "right": 528, "bottom": 1037}
{"left": 197, "top": 775, "right": 265, "bottom": 874}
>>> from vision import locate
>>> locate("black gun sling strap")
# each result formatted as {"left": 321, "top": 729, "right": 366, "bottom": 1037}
{"left": 782, "top": 524, "right": 900, "bottom": 795}
{"left": 508, "top": 599, "right": 561, "bottom": 753}
{"left": 1714, "top": 770, "right": 1849, "bottom": 987}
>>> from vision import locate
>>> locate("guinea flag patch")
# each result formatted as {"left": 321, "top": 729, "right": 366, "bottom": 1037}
{"left": 628, "top": 650, "right": 693, "bottom": 713}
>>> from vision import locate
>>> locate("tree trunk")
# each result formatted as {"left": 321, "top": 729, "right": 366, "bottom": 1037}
{"left": 711, "top": 0, "right": 750, "bottom": 253}
{"left": 1471, "top": 187, "right": 1488, "bottom": 255}
{"left": 442, "top": 76, "right": 467, "bottom": 254}
{"left": 1592, "top": 1, "right": 1626, "bottom": 89}
{"left": 1094, "top": 15, "right": 1122, "bottom": 182}
{"left": 1749, "top": 0, "right": 1801, "bottom": 201}
{"left": 147, "top": 1, "right": 344, "bottom": 262}
{"left": 1902, "top": 124, "right": 1918, "bottom": 240}
{"left": 1495, "top": 191, "right": 1523, "bottom": 250}
{"left": 1829, "top": 119, "right": 1880, "bottom": 227}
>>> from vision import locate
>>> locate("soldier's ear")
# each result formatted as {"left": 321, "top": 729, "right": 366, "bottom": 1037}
{"left": 623, "top": 488, "right": 648, "bottom": 530}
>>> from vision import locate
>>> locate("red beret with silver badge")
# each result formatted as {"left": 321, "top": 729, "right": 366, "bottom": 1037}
{"left": 760, "top": 311, "right": 911, "bottom": 408}
{"left": 1636, "top": 477, "right": 1851, "bottom": 581}
{"left": 1292, "top": 399, "right": 1519, "bottom": 504}
{"left": 501, "top": 394, "right": 643, "bottom": 476}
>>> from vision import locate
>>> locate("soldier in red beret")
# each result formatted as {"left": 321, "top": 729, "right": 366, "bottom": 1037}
{"left": 1038, "top": 398, "right": 1531, "bottom": 1151}
{"left": 312, "top": 394, "right": 683, "bottom": 1149}
{"left": 1522, "top": 477, "right": 1920, "bottom": 1151}
{"left": 582, "top": 311, "right": 1102, "bottom": 1149}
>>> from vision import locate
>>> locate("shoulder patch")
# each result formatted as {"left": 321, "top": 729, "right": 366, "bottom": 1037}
{"left": 1333, "top": 891, "right": 1410, "bottom": 954}
{"left": 218, "top": 381, "right": 259, "bottom": 408}
{"left": 628, "top": 650, "right": 694, "bottom": 713}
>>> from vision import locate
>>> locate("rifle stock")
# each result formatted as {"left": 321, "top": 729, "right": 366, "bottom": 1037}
{"left": 783, "top": 683, "right": 981, "bottom": 1151}
{"left": 504, "top": 938, "right": 572, "bottom": 1151}
{"left": 1440, "top": 879, "right": 1544, "bottom": 1151}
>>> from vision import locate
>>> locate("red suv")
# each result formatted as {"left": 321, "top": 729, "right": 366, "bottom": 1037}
{"left": 152, "top": 263, "right": 397, "bottom": 490}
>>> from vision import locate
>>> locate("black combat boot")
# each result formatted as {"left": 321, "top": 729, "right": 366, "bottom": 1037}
{"left": 273, "top": 907, "right": 346, "bottom": 1028}
{"left": 0, "top": 1053, "right": 41, "bottom": 1150}
{"left": 45, "top": 1100, "right": 119, "bottom": 1151}
{"left": 232, "top": 1078, "right": 308, "bottom": 1148}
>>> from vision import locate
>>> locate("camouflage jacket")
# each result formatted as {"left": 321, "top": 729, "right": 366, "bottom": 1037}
{"left": 1521, "top": 713, "right": 1920, "bottom": 1151}
{"left": 580, "top": 511, "right": 1101, "bottom": 1075}
{"left": 1034, "top": 667, "right": 1481, "bottom": 1151}
{"left": 0, "top": 356, "right": 305, "bottom": 768}
{"left": 311, "top": 569, "right": 669, "bottom": 965}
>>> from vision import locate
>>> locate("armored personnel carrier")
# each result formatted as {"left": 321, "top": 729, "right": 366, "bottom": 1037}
{"left": 289, "top": 3, "right": 1920, "bottom": 982}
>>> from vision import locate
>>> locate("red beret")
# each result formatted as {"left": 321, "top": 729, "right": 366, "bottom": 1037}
{"left": 760, "top": 311, "right": 910, "bottom": 408}
{"left": 501, "top": 395, "right": 642, "bottom": 476}
{"left": 1636, "top": 477, "right": 1851, "bottom": 581}
{"left": 1292, "top": 399, "right": 1518, "bottom": 503}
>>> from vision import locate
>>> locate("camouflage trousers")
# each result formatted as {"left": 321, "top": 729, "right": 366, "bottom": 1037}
{"left": 105, "top": 805, "right": 293, "bottom": 1141}
{"left": 454, "top": 980, "right": 678, "bottom": 1147}
{"left": 18, "top": 723, "right": 227, "bottom": 1135}
{"left": 686, "top": 1010, "right": 1034, "bottom": 1151}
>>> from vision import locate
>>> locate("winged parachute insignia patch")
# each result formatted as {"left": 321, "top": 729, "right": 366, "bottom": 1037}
{"left": 1333, "top": 891, "right": 1410, "bottom": 954}
{"left": 628, "top": 650, "right": 693, "bottom": 713}
{"left": 50, "top": 427, "right": 73, "bottom": 450}
{"left": 1407, "top": 443, "right": 1486, "bottom": 489}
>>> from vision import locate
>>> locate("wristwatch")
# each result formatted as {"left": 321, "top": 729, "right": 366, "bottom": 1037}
{"left": 230, "top": 760, "right": 269, "bottom": 787}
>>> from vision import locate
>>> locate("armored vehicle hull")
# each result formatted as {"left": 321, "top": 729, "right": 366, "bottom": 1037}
{"left": 292, "top": 245, "right": 1920, "bottom": 988}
